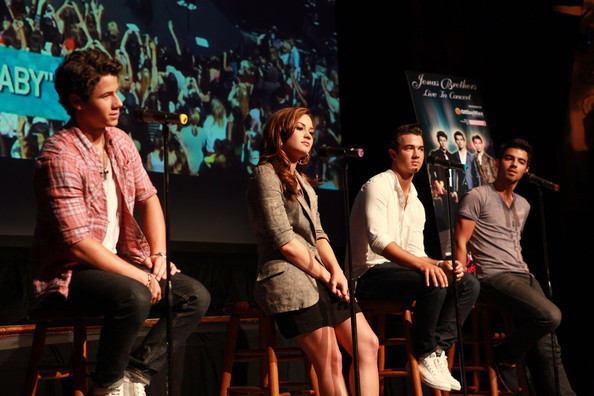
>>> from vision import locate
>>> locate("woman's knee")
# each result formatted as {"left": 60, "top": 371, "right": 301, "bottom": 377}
{"left": 298, "top": 331, "right": 343, "bottom": 376}
{"left": 358, "top": 328, "right": 379, "bottom": 364}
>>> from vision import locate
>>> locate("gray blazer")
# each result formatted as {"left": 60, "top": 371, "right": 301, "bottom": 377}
{"left": 246, "top": 163, "right": 329, "bottom": 315}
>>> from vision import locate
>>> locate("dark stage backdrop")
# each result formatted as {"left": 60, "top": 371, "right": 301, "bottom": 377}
{"left": 0, "top": 0, "right": 346, "bottom": 246}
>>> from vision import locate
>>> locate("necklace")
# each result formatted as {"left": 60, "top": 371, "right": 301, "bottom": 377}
{"left": 99, "top": 135, "right": 109, "bottom": 181}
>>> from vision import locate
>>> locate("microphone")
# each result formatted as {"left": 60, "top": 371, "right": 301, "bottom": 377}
{"left": 317, "top": 145, "right": 364, "bottom": 159}
{"left": 133, "top": 108, "right": 188, "bottom": 125}
{"left": 524, "top": 172, "right": 560, "bottom": 191}
{"left": 426, "top": 155, "right": 468, "bottom": 171}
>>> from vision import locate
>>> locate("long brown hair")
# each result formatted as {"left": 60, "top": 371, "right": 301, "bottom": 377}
{"left": 259, "top": 107, "right": 317, "bottom": 199}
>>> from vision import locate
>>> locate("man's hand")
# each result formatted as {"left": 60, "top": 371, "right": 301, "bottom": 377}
{"left": 419, "top": 261, "right": 449, "bottom": 288}
{"left": 143, "top": 254, "right": 181, "bottom": 281}
{"left": 437, "top": 259, "right": 465, "bottom": 281}
{"left": 146, "top": 273, "right": 162, "bottom": 305}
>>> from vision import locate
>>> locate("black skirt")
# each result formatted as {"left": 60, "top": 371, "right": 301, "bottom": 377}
{"left": 274, "top": 279, "right": 361, "bottom": 339}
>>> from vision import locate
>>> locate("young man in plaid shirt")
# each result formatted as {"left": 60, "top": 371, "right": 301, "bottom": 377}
{"left": 30, "top": 48, "right": 210, "bottom": 396}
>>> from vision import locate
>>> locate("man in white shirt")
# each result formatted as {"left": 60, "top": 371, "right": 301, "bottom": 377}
{"left": 350, "top": 123, "right": 479, "bottom": 392}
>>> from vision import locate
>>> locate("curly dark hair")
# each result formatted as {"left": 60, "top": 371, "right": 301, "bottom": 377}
{"left": 259, "top": 107, "right": 318, "bottom": 199}
{"left": 54, "top": 48, "right": 122, "bottom": 116}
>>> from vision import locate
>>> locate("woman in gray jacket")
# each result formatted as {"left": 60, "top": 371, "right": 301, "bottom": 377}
{"left": 246, "top": 107, "right": 379, "bottom": 395}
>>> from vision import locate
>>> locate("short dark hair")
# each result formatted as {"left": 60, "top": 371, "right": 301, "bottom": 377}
{"left": 498, "top": 138, "right": 533, "bottom": 164}
{"left": 472, "top": 134, "right": 483, "bottom": 142}
{"left": 436, "top": 130, "right": 448, "bottom": 140}
{"left": 388, "top": 123, "right": 423, "bottom": 151}
{"left": 454, "top": 130, "right": 465, "bottom": 140}
{"left": 54, "top": 48, "right": 122, "bottom": 116}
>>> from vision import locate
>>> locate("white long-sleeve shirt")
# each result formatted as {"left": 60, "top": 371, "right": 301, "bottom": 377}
{"left": 349, "top": 169, "right": 427, "bottom": 279}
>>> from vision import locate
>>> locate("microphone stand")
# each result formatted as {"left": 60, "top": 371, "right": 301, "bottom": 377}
{"left": 443, "top": 167, "right": 467, "bottom": 396}
{"left": 536, "top": 186, "right": 560, "bottom": 396}
{"left": 158, "top": 122, "right": 174, "bottom": 396}
{"left": 341, "top": 159, "right": 361, "bottom": 396}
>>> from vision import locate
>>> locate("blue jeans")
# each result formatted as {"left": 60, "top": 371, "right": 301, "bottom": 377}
{"left": 356, "top": 262, "right": 480, "bottom": 356}
{"left": 64, "top": 266, "right": 211, "bottom": 388}
{"left": 480, "top": 272, "right": 575, "bottom": 395}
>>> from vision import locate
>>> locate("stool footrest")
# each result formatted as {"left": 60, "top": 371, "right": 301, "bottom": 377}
{"left": 380, "top": 369, "right": 410, "bottom": 377}
{"left": 235, "top": 349, "right": 267, "bottom": 360}
{"left": 36, "top": 369, "right": 73, "bottom": 380}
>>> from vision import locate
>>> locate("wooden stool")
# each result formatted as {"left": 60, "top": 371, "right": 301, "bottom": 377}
{"left": 358, "top": 300, "right": 423, "bottom": 396}
{"left": 219, "top": 302, "right": 319, "bottom": 396}
{"left": 22, "top": 309, "right": 103, "bottom": 396}
{"left": 445, "top": 299, "right": 531, "bottom": 395}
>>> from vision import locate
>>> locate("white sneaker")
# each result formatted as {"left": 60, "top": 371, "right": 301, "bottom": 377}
{"left": 417, "top": 352, "right": 451, "bottom": 391}
{"left": 123, "top": 370, "right": 148, "bottom": 396}
{"left": 436, "top": 349, "right": 462, "bottom": 391}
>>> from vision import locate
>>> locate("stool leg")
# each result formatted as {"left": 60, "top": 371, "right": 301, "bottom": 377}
{"left": 516, "top": 362, "right": 531, "bottom": 396}
{"left": 482, "top": 310, "right": 499, "bottom": 396}
{"left": 263, "top": 315, "right": 279, "bottom": 396}
{"left": 403, "top": 309, "right": 423, "bottom": 396}
{"left": 471, "top": 309, "right": 481, "bottom": 393}
{"left": 220, "top": 314, "right": 241, "bottom": 396}
{"left": 73, "top": 320, "right": 88, "bottom": 396}
{"left": 23, "top": 321, "right": 49, "bottom": 396}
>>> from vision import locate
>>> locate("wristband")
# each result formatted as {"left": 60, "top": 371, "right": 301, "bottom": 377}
{"left": 146, "top": 273, "right": 153, "bottom": 289}
{"left": 151, "top": 252, "right": 167, "bottom": 259}
{"left": 436, "top": 260, "right": 444, "bottom": 268}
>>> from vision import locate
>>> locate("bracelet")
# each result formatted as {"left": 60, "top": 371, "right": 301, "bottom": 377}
{"left": 146, "top": 273, "right": 153, "bottom": 289}
{"left": 151, "top": 252, "right": 167, "bottom": 258}
{"left": 436, "top": 260, "right": 444, "bottom": 268}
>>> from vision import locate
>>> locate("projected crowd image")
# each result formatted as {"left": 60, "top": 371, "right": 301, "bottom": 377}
{"left": 0, "top": 0, "right": 341, "bottom": 187}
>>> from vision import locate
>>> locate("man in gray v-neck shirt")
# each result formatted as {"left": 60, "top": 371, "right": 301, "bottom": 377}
{"left": 455, "top": 138, "right": 575, "bottom": 395}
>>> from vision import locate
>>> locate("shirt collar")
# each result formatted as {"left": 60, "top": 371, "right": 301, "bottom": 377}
{"left": 388, "top": 169, "right": 418, "bottom": 207}
{"left": 64, "top": 122, "right": 113, "bottom": 150}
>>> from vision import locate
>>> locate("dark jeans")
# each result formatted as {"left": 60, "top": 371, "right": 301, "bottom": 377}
{"left": 356, "top": 262, "right": 480, "bottom": 356}
{"left": 481, "top": 272, "right": 575, "bottom": 395}
{"left": 63, "top": 266, "right": 210, "bottom": 388}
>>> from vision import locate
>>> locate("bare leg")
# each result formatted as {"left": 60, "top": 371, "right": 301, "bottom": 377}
{"left": 334, "top": 312, "right": 380, "bottom": 396}
{"left": 297, "top": 326, "right": 349, "bottom": 396}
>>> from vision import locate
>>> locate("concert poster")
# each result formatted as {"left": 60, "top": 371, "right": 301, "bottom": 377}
{"left": 406, "top": 71, "right": 496, "bottom": 261}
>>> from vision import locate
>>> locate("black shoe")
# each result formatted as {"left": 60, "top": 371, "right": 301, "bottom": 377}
{"left": 494, "top": 361, "right": 519, "bottom": 394}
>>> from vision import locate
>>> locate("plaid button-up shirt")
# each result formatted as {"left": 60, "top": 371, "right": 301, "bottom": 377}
{"left": 30, "top": 124, "right": 157, "bottom": 300}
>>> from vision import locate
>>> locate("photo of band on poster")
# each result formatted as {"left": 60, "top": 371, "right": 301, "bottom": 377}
{"left": 407, "top": 70, "right": 496, "bottom": 264}
{"left": 407, "top": 70, "right": 559, "bottom": 268}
